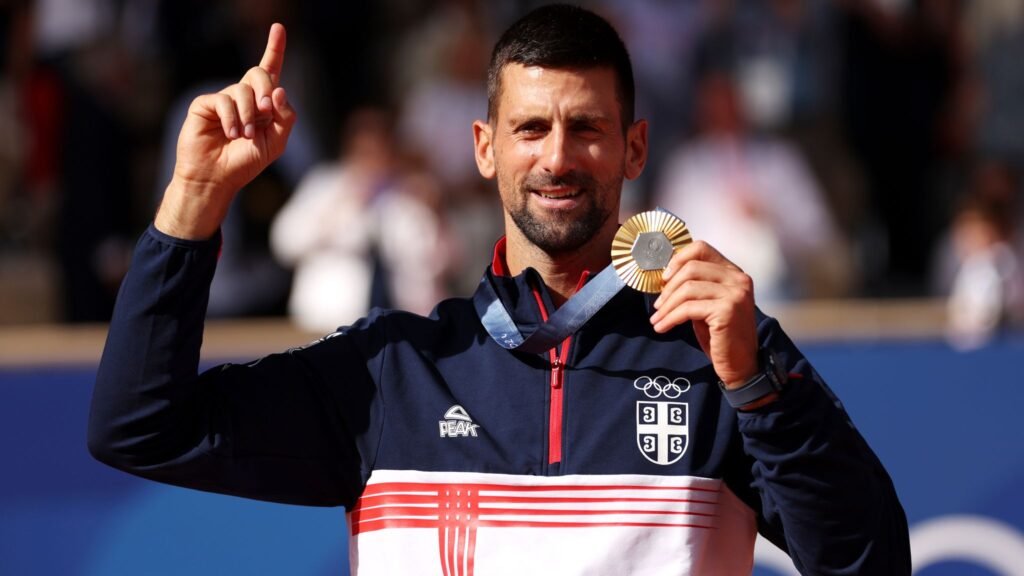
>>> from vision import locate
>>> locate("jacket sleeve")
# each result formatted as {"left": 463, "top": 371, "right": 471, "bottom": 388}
{"left": 738, "top": 315, "right": 911, "bottom": 575}
{"left": 88, "top": 225, "right": 381, "bottom": 508}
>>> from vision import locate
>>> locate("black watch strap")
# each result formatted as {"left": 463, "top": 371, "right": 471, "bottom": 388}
{"left": 719, "top": 349, "right": 787, "bottom": 409}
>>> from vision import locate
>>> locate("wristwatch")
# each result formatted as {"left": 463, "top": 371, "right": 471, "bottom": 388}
{"left": 718, "top": 348, "right": 787, "bottom": 409}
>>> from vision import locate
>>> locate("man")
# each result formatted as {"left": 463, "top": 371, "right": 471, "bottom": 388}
{"left": 89, "top": 5, "right": 910, "bottom": 575}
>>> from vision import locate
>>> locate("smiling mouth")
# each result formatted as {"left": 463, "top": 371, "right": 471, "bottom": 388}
{"left": 534, "top": 188, "right": 582, "bottom": 200}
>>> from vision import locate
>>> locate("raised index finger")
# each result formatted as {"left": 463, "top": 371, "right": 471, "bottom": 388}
{"left": 259, "top": 23, "right": 287, "bottom": 84}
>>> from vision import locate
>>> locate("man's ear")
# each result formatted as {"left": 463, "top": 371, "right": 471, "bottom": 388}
{"left": 473, "top": 120, "right": 496, "bottom": 179}
{"left": 624, "top": 119, "right": 648, "bottom": 180}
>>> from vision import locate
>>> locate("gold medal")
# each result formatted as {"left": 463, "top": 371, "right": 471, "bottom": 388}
{"left": 611, "top": 210, "right": 692, "bottom": 293}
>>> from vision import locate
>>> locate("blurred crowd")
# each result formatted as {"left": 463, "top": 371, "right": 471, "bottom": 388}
{"left": 0, "top": 0, "right": 1022, "bottom": 342}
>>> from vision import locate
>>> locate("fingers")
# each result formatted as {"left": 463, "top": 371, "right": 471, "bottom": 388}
{"left": 210, "top": 94, "right": 240, "bottom": 140}
{"left": 654, "top": 243, "right": 750, "bottom": 307}
{"left": 650, "top": 240, "right": 754, "bottom": 333}
{"left": 655, "top": 242, "right": 746, "bottom": 307}
{"left": 651, "top": 273, "right": 751, "bottom": 333}
{"left": 241, "top": 66, "right": 276, "bottom": 126}
{"left": 210, "top": 72, "right": 286, "bottom": 141}
{"left": 271, "top": 87, "right": 295, "bottom": 124}
{"left": 651, "top": 285, "right": 749, "bottom": 333}
{"left": 647, "top": 240, "right": 759, "bottom": 385}
{"left": 662, "top": 240, "right": 740, "bottom": 280}
{"left": 188, "top": 93, "right": 240, "bottom": 140}
{"left": 220, "top": 83, "right": 260, "bottom": 138}
{"left": 259, "top": 23, "right": 287, "bottom": 84}
{"left": 267, "top": 86, "right": 296, "bottom": 149}
{"left": 194, "top": 24, "right": 285, "bottom": 141}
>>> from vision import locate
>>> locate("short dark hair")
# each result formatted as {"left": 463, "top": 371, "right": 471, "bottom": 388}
{"left": 486, "top": 4, "right": 635, "bottom": 131}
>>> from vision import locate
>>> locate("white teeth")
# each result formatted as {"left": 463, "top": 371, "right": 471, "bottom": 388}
{"left": 539, "top": 190, "right": 579, "bottom": 199}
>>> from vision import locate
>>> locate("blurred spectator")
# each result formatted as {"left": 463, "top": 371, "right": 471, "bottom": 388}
{"left": 967, "top": 0, "right": 1024, "bottom": 172}
{"left": 655, "top": 71, "right": 849, "bottom": 301}
{"left": 2, "top": 0, "right": 1019, "bottom": 325}
{"left": 392, "top": 0, "right": 502, "bottom": 296}
{"left": 694, "top": 0, "right": 839, "bottom": 133}
{"left": 837, "top": 0, "right": 972, "bottom": 296}
{"left": 0, "top": 1, "right": 32, "bottom": 246}
{"left": 271, "top": 108, "right": 453, "bottom": 333}
{"left": 596, "top": 0, "right": 707, "bottom": 209}
{"left": 396, "top": 0, "right": 489, "bottom": 194}
{"left": 376, "top": 169, "right": 456, "bottom": 315}
{"left": 31, "top": 0, "right": 144, "bottom": 322}
{"left": 943, "top": 163, "right": 1024, "bottom": 349}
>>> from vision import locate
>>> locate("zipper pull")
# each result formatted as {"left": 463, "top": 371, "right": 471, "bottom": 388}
{"left": 551, "top": 360, "right": 564, "bottom": 389}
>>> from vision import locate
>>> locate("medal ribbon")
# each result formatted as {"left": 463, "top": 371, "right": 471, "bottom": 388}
{"left": 473, "top": 208, "right": 689, "bottom": 354}
{"left": 473, "top": 264, "right": 626, "bottom": 354}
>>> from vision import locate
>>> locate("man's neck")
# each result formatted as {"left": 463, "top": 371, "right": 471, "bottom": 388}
{"left": 504, "top": 226, "right": 616, "bottom": 307}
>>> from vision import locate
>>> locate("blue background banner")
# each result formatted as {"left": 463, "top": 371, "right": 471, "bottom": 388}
{"left": 3, "top": 337, "right": 1023, "bottom": 575}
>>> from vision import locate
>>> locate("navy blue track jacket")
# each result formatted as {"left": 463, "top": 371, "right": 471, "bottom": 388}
{"left": 89, "top": 225, "right": 911, "bottom": 575}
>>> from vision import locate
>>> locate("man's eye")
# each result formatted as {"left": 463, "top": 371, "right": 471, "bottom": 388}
{"left": 572, "top": 123, "right": 601, "bottom": 135}
{"left": 517, "top": 122, "right": 547, "bottom": 135}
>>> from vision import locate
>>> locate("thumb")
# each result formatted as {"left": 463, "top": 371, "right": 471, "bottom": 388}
{"left": 267, "top": 86, "right": 296, "bottom": 155}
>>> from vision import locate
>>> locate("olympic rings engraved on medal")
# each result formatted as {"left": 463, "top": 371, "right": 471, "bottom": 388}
{"left": 633, "top": 376, "right": 691, "bottom": 399}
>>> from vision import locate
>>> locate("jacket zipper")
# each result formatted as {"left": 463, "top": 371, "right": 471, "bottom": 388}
{"left": 547, "top": 341, "right": 571, "bottom": 464}
{"left": 530, "top": 272, "right": 588, "bottom": 466}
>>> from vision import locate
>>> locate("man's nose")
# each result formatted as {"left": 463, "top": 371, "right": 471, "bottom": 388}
{"left": 539, "top": 126, "right": 574, "bottom": 176}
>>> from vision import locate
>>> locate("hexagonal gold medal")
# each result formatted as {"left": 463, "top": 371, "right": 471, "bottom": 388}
{"left": 611, "top": 210, "right": 692, "bottom": 293}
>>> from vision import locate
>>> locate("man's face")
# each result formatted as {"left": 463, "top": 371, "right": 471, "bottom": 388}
{"left": 474, "top": 64, "right": 647, "bottom": 255}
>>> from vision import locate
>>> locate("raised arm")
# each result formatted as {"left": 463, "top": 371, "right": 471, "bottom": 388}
{"left": 88, "top": 25, "right": 377, "bottom": 508}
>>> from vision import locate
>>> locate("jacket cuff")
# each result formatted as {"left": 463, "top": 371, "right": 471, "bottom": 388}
{"left": 146, "top": 222, "right": 222, "bottom": 251}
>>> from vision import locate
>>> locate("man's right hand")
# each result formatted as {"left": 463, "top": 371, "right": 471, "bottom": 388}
{"left": 155, "top": 23, "right": 296, "bottom": 240}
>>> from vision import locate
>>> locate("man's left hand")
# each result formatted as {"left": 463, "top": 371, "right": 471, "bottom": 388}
{"left": 650, "top": 241, "right": 759, "bottom": 388}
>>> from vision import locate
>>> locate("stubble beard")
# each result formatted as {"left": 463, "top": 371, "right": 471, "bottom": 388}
{"left": 505, "top": 169, "right": 619, "bottom": 255}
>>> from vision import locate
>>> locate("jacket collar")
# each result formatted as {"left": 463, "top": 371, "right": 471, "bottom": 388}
{"left": 487, "top": 236, "right": 597, "bottom": 320}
